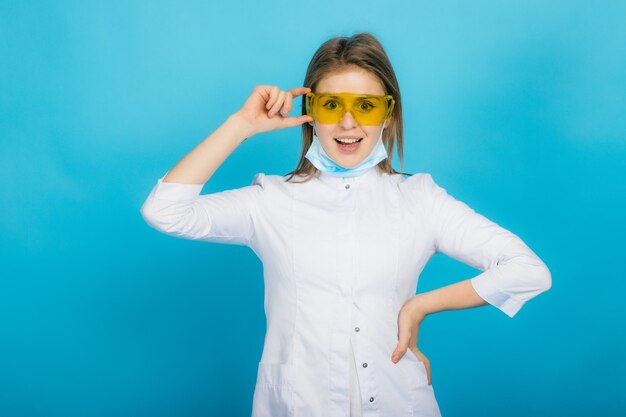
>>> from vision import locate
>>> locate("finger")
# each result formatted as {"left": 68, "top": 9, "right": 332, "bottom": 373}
{"left": 265, "top": 86, "right": 279, "bottom": 109}
{"left": 412, "top": 348, "right": 432, "bottom": 385}
{"left": 281, "top": 92, "right": 293, "bottom": 117}
{"left": 255, "top": 85, "right": 272, "bottom": 102}
{"left": 280, "top": 114, "right": 313, "bottom": 128}
{"left": 269, "top": 92, "right": 286, "bottom": 117}
{"left": 265, "top": 86, "right": 280, "bottom": 110}
{"left": 419, "top": 354, "right": 431, "bottom": 385}
{"left": 392, "top": 314, "right": 413, "bottom": 363}
{"left": 289, "top": 86, "right": 312, "bottom": 98}
{"left": 269, "top": 91, "right": 287, "bottom": 116}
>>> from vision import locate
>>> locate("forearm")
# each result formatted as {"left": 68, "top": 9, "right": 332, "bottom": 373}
{"left": 163, "top": 112, "right": 254, "bottom": 184}
{"left": 411, "top": 279, "right": 488, "bottom": 316}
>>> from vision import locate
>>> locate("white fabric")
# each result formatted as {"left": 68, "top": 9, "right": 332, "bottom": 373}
{"left": 349, "top": 338, "right": 362, "bottom": 417}
{"left": 140, "top": 166, "right": 551, "bottom": 417}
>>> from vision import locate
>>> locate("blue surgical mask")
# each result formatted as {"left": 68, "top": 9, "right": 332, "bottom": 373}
{"left": 304, "top": 123, "right": 388, "bottom": 178}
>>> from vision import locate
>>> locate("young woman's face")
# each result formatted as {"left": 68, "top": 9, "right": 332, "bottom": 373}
{"left": 309, "top": 67, "right": 391, "bottom": 168}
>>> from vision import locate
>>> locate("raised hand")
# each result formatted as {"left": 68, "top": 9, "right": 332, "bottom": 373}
{"left": 234, "top": 85, "right": 314, "bottom": 138}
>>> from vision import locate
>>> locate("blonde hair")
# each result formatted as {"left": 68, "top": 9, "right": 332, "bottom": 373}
{"left": 284, "top": 32, "right": 409, "bottom": 183}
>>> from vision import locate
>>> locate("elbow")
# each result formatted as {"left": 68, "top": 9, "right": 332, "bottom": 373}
{"left": 506, "top": 238, "right": 552, "bottom": 295}
{"left": 139, "top": 198, "right": 206, "bottom": 238}
{"left": 535, "top": 261, "right": 552, "bottom": 294}
{"left": 140, "top": 199, "right": 157, "bottom": 227}
{"left": 139, "top": 198, "right": 173, "bottom": 233}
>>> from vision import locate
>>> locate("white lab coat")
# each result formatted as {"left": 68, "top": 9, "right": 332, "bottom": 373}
{"left": 140, "top": 166, "right": 551, "bottom": 417}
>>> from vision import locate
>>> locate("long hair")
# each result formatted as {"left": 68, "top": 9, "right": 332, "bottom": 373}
{"left": 284, "top": 32, "right": 410, "bottom": 183}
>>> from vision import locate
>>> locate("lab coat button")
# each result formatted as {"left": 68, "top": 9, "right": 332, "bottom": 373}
{"left": 369, "top": 397, "right": 375, "bottom": 402}
{"left": 354, "top": 327, "right": 360, "bottom": 332}
{"left": 345, "top": 184, "right": 350, "bottom": 189}
{"left": 362, "top": 362, "right": 368, "bottom": 368}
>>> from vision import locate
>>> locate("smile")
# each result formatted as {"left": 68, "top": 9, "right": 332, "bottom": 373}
{"left": 335, "top": 137, "right": 364, "bottom": 144}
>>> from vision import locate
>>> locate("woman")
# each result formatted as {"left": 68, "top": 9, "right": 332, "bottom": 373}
{"left": 140, "top": 33, "right": 551, "bottom": 417}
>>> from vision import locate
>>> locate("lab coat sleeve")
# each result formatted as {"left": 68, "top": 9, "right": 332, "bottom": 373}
{"left": 139, "top": 171, "right": 265, "bottom": 247}
{"left": 417, "top": 173, "right": 552, "bottom": 318}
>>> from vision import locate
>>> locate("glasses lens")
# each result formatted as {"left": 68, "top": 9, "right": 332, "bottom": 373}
{"left": 307, "top": 93, "right": 392, "bottom": 125}
{"left": 352, "top": 96, "right": 388, "bottom": 125}
{"left": 316, "top": 95, "right": 345, "bottom": 123}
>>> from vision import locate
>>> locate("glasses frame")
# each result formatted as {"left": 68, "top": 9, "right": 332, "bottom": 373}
{"left": 305, "top": 92, "right": 395, "bottom": 125}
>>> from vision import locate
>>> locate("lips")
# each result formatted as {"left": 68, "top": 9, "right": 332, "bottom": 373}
{"left": 334, "top": 139, "right": 362, "bottom": 153}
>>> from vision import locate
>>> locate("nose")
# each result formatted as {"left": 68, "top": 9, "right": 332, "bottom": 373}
{"left": 338, "top": 110, "right": 358, "bottom": 129}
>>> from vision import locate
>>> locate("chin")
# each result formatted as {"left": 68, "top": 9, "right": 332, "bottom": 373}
{"left": 335, "top": 156, "right": 364, "bottom": 168}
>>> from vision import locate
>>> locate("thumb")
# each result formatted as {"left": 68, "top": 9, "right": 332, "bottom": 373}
{"left": 392, "top": 316, "right": 413, "bottom": 364}
{"left": 280, "top": 115, "right": 313, "bottom": 129}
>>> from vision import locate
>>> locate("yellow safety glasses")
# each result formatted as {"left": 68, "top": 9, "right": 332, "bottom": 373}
{"left": 305, "top": 92, "right": 395, "bottom": 125}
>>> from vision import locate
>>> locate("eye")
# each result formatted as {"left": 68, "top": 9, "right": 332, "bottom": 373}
{"left": 358, "top": 101, "right": 375, "bottom": 111}
{"left": 322, "top": 100, "right": 340, "bottom": 110}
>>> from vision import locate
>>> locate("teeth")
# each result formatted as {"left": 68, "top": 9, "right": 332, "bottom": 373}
{"left": 336, "top": 138, "right": 362, "bottom": 144}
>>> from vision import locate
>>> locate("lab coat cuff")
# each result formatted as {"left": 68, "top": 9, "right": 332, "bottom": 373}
{"left": 470, "top": 272, "right": 524, "bottom": 318}
{"left": 151, "top": 171, "right": 204, "bottom": 202}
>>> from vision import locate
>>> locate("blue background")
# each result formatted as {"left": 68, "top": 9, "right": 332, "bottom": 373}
{"left": 1, "top": 1, "right": 625, "bottom": 416}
